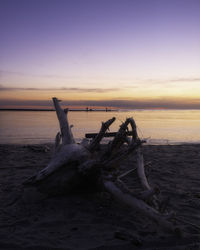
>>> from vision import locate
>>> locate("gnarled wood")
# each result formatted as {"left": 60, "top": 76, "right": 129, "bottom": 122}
{"left": 25, "top": 98, "right": 90, "bottom": 185}
{"left": 88, "top": 117, "right": 115, "bottom": 152}
{"left": 52, "top": 97, "right": 75, "bottom": 145}
{"left": 103, "top": 181, "right": 176, "bottom": 233}
{"left": 24, "top": 97, "right": 179, "bottom": 234}
{"left": 136, "top": 148, "right": 151, "bottom": 190}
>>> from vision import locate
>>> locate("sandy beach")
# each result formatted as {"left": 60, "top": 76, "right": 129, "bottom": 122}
{"left": 0, "top": 144, "right": 199, "bottom": 249}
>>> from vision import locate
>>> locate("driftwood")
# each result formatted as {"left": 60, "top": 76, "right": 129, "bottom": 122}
{"left": 24, "top": 97, "right": 179, "bottom": 234}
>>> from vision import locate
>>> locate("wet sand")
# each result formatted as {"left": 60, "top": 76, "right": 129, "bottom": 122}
{"left": 0, "top": 144, "right": 199, "bottom": 249}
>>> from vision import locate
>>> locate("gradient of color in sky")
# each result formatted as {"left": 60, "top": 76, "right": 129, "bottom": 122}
{"left": 0, "top": 0, "right": 200, "bottom": 109}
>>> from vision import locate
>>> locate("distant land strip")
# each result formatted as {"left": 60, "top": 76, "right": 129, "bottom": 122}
{"left": 0, "top": 108, "right": 118, "bottom": 112}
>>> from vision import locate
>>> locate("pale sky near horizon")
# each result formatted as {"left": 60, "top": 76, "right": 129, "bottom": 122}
{"left": 0, "top": 0, "right": 200, "bottom": 109}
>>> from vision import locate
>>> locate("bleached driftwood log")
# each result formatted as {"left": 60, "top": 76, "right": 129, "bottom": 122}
{"left": 24, "top": 97, "right": 178, "bottom": 233}
{"left": 103, "top": 181, "right": 175, "bottom": 233}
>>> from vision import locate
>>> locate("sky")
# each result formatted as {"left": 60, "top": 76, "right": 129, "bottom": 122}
{"left": 0, "top": 0, "right": 200, "bottom": 109}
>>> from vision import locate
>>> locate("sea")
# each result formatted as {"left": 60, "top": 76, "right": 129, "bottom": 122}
{"left": 0, "top": 110, "right": 200, "bottom": 145}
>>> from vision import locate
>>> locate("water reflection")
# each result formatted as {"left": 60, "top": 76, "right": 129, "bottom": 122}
{"left": 0, "top": 110, "right": 200, "bottom": 144}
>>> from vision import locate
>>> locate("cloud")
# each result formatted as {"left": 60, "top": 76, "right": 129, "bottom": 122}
{"left": 0, "top": 70, "right": 75, "bottom": 80}
{"left": 1, "top": 70, "right": 200, "bottom": 83}
{"left": 168, "top": 78, "right": 200, "bottom": 83}
{"left": 146, "top": 78, "right": 200, "bottom": 84}
{"left": 0, "top": 85, "right": 120, "bottom": 93}
{"left": 146, "top": 77, "right": 200, "bottom": 84}
{"left": 123, "top": 77, "right": 200, "bottom": 90}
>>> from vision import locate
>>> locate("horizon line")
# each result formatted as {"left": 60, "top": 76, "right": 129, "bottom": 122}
{"left": 1, "top": 107, "right": 200, "bottom": 111}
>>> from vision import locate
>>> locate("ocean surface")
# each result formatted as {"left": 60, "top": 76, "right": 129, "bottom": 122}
{"left": 0, "top": 110, "right": 200, "bottom": 144}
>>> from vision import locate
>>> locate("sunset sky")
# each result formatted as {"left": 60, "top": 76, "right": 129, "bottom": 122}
{"left": 0, "top": 0, "right": 200, "bottom": 109}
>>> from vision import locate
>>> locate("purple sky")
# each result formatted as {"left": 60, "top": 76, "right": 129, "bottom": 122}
{"left": 0, "top": 0, "right": 200, "bottom": 109}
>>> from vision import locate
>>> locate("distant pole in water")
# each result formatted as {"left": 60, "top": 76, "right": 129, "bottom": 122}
{"left": 86, "top": 107, "right": 89, "bottom": 112}
{"left": 106, "top": 107, "right": 108, "bottom": 112}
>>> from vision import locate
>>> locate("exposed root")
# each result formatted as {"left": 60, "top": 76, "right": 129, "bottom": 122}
{"left": 24, "top": 97, "right": 180, "bottom": 234}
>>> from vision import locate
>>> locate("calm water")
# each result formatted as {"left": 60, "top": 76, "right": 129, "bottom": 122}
{"left": 0, "top": 110, "right": 200, "bottom": 144}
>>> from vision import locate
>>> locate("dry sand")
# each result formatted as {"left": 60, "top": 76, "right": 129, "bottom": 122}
{"left": 0, "top": 144, "right": 199, "bottom": 249}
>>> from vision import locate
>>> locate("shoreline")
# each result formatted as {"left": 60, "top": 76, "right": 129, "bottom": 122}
{"left": 1, "top": 142, "right": 200, "bottom": 146}
{"left": 0, "top": 144, "right": 199, "bottom": 249}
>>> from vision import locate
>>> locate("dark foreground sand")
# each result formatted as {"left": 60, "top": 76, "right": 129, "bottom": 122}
{"left": 0, "top": 144, "right": 199, "bottom": 250}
